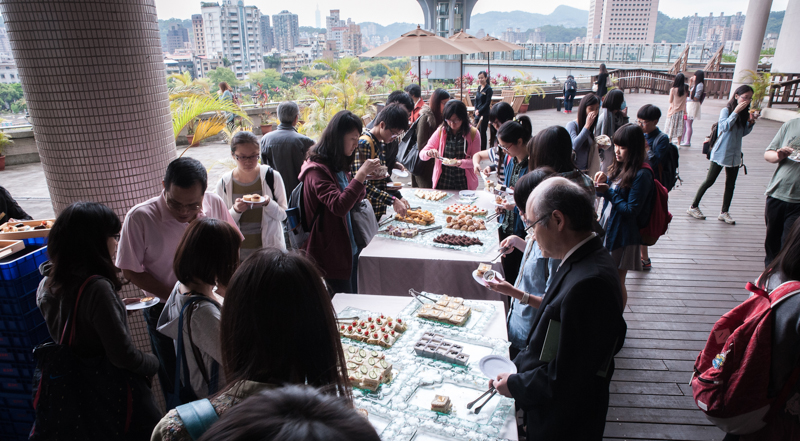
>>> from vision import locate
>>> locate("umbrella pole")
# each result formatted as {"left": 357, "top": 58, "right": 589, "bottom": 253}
{"left": 418, "top": 56, "right": 422, "bottom": 87}
{"left": 487, "top": 52, "right": 490, "bottom": 76}
{"left": 460, "top": 54, "right": 463, "bottom": 102}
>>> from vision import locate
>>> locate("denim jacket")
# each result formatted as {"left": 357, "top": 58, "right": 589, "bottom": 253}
{"left": 709, "top": 107, "right": 754, "bottom": 168}
{"left": 600, "top": 167, "right": 654, "bottom": 251}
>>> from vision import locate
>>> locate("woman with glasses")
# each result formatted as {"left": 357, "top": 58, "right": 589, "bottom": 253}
{"left": 471, "top": 101, "right": 515, "bottom": 182}
{"left": 216, "top": 131, "right": 288, "bottom": 259}
{"left": 420, "top": 100, "right": 481, "bottom": 191}
{"left": 494, "top": 116, "right": 533, "bottom": 287}
{"left": 36, "top": 202, "right": 160, "bottom": 439}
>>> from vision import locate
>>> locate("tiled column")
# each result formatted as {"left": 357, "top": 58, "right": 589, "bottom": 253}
{"left": 0, "top": 0, "right": 176, "bottom": 216}
{"left": 0, "top": 0, "right": 176, "bottom": 411}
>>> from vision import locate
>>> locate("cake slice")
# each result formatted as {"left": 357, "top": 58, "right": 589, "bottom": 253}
{"left": 431, "top": 395, "right": 452, "bottom": 413}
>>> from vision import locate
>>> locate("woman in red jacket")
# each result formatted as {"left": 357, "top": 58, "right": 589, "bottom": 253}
{"left": 298, "top": 110, "right": 381, "bottom": 296}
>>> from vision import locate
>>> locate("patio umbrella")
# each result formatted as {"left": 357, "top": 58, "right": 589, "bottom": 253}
{"left": 359, "top": 25, "right": 469, "bottom": 86}
{"left": 476, "top": 36, "right": 524, "bottom": 76}
{"left": 448, "top": 32, "right": 485, "bottom": 99}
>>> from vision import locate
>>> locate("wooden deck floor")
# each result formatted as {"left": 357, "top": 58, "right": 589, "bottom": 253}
{"left": 603, "top": 96, "right": 785, "bottom": 440}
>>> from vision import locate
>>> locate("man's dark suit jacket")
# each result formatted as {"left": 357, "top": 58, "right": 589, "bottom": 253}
{"left": 507, "top": 235, "right": 627, "bottom": 440}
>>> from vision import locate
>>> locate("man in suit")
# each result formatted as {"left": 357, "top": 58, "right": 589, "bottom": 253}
{"left": 490, "top": 177, "right": 627, "bottom": 440}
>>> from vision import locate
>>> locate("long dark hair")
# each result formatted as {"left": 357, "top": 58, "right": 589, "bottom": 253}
{"left": 599, "top": 64, "right": 608, "bottom": 75}
{"left": 726, "top": 84, "right": 753, "bottom": 129}
{"left": 577, "top": 93, "right": 601, "bottom": 132}
{"left": 529, "top": 125, "right": 576, "bottom": 173}
{"left": 608, "top": 123, "right": 647, "bottom": 189}
{"left": 429, "top": 88, "right": 450, "bottom": 127}
{"left": 514, "top": 166, "right": 556, "bottom": 214}
{"left": 442, "top": 99, "right": 471, "bottom": 138}
{"left": 219, "top": 249, "right": 352, "bottom": 401}
{"left": 46, "top": 202, "right": 123, "bottom": 299}
{"left": 308, "top": 110, "right": 363, "bottom": 172}
{"left": 673, "top": 73, "right": 686, "bottom": 97}
{"left": 488, "top": 102, "right": 515, "bottom": 148}
{"left": 173, "top": 218, "right": 241, "bottom": 289}
{"left": 602, "top": 89, "right": 624, "bottom": 112}
{"left": 691, "top": 70, "right": 705, "bottom": 100}
{"left": 497, "top": 116, "right": 532, "bottom": 149}
{"left": 759, "top": 217, "right": 800, "bottom": 290}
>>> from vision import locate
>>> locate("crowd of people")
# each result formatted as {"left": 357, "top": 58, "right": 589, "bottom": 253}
{"left": 19, "top": 72, "right": 800, "bottom": 440}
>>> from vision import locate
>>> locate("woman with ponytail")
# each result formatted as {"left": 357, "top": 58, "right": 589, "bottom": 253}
{"left": 494, "top": 115, "right": 533, "bottom": 287}
{"left": 687, "top": 85, "right": 757, "bottom": 225}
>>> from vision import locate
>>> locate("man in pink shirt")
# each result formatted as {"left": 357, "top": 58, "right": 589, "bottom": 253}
{"left": 116, "top": 157, "right": 240, "bottom": 405}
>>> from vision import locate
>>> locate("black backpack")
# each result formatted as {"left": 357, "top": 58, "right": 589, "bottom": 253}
{"left": 702, "top": 122, "right": 719, "bottom": 160}
{"left": 285, "top": 179, "right": 321, "bottom": 249}
{"left": 655, "top": 132, "right": 681, "bottom": 192}
{"left": 566, "top": 78, "right": 577, "bottom": 90}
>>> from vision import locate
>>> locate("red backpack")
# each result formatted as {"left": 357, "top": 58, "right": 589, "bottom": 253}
{"left": 691, "top": 281, "right": 800, "bottom": 435}
{"left": 639, "top": 164, "right": 671, "bottom": 246}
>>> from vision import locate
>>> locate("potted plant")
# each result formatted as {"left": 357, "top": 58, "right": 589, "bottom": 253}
{"left": 260, "top": 112, "right": 275, "bottom": 135}
{"left": 742, "top": 70, "right": 775, "bottom": 111}
{"left": 186, "top": 119, "right": 197, "bottom": 147}
{"left": 0, "top": 131, "right": 11, "bottom": 171}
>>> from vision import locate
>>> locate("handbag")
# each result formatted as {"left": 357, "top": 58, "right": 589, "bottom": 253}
{"left": 30, "top": 276, "right": 160, "bottom": 440}
{"left": 350, "top": 198, "right": 379, "bottom": 249}
{"left": 606, "top": 76, "right": 613, "bottom": 87}
{"left": 592, "top": 83, "right": 598, "bottom": 92}
{"left": 399, "top": 119, "right": 425, "bottom": 175}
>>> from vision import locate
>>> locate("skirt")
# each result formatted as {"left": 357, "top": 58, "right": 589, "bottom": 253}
{"left": 686, "top": 101, "right": 701, "bottom": 120}
{"left": 665, "top": 111, "right": 685, "bottom": 140}
{"left": 609, "top": 244, "right": 642, "bottom": 271}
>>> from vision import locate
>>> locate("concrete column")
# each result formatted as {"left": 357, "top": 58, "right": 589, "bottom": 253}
{"left": 772, "top": 0, "right": 800, "bottom": 73}
{"left": 731, "top": 0, "right": 773, "bottom": 97}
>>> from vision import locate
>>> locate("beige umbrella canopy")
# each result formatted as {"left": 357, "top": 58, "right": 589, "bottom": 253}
{"left": 477, "top": 36, "right": 525, "bottom": 75}
{"left": 360, "top": 25, "right": 469, "bottom": 86}
{"left": 448, "top": 31, "right": 485, "bottom": 98}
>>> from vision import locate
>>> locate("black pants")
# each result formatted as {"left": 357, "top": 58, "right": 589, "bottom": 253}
{"left": 692, "top": 162, "right": 740, "bottom": 213}
{"left": 143, "top": 302, "right": 176, "bottom": 406}
{"left": 477, "top": 116, "right": 489, "bottom": 151}
{"left": 564, "top": 89, "right": 576, "bottom": 111}
{"left": 765, "top": 196, "right": 800, "bottom": 266}
{"left": 499, "top": 228, "right": 524, "bottom": 308}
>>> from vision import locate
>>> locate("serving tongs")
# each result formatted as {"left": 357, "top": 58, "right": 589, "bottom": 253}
{"left": 336, "top": 315, "right": 360, "bottom": 322}
{"left": 418, "top": 225, "right": 442, "bottom": 235}
{"left": 490, "top": 244, "right": 512, "bottom": 263}
{"left": 378, "top": 216, "right": 395, "bottom": 228}
{"left": 467, "top": 386, "right": 495, "bottom": 410}
{"left": 408, "top": 288, "right": 437, "bottom": 304}
{"left": 485, "top": 212, "right": 501, "bottom": 222}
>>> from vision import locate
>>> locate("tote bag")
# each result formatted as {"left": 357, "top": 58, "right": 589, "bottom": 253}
{"left": 30, "top": 276, "right": 159, "bottom": 440}
{"left": 350, "top": 199, "right": 379, "bottom": 249}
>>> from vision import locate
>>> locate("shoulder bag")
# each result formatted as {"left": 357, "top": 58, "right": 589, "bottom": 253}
{"left": 350, "top": 198, "right": 379, "bottom": 249}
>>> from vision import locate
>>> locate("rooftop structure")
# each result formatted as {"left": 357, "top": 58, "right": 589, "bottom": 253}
{"left": 587, "top": 0, "right": 659, "bottom": 44}
{"left": 416, "top": 0, "right": 478, "bottom": 37}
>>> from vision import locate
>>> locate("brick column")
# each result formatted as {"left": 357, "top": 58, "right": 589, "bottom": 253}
{"left": 0, "top": 0, "right": 176, "bottom": 216}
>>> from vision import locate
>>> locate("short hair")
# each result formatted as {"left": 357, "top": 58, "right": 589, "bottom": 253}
{"left": 165, "top": 157, "right": 208, "bottom": 193}
{"left": 531, "top": 177, "right": 594, "bottom": 233}
{"left": 230, "top": 131, "right": 259, "bottom": 154}
{"left": 173, "top": 218, "right": 241, "bottom": 288}
{"left": 514, "top": 167, "right": 556, "bottom": 214}
{"left": 636, "top": 104, "right": 661, "bottom": 122}
{"left": 386, "top": 91, "right": 414, "bottom": 113}
{"left": 277, "top": 101, "right": 300, "bottom": 125}
{"left": 373, "top": 103, "right": 409, "bottom": 131}
{"left": 196, "top": 385, "right": 381, "bottom": 441}
{"left": 404, "top": 83, "right": 421, "bottom": 100}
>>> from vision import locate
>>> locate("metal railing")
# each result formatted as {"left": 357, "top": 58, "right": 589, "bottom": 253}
{"left": 452, "top": 43, "right": 719, "bottom": 65}
{"left": 767, "top": 74, "right": 800, "bottom": 108}
{"left": 594, "top": 69, "right": 733, "bottom": 98}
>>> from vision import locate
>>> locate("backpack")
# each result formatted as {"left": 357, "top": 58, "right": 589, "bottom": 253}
{"left": 566, "top": 78, "right": 577, "bottom": 91}
{"left": 691, "top": 281, "right": 800, "bottom": 435}
{"left": 655, "top": 132, "right": 681, "bottom": 191}
{"left": 639, "top": 163, "right": 671, "bottom": 246}
{"left": 703, "top": 122, "right": 719, "bottom": 160}
{"left": 286, "top": 180, "right": 321, "bottom": 250}
{"left": 220, "top": 167, "right": 275, "bottom": 200}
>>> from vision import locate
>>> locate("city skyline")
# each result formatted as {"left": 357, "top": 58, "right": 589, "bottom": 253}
{"left": 153, "top": 0, "right": 788, "bottom": 27}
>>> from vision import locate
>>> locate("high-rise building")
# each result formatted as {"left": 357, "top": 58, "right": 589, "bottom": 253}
{"left": 273, "top": 10, "right": 300, "bottom": 52}
{"left": 729, "top": 12, "right": 745, "bottom": 41}
{"left": 192, "top": 14, "right": 206, "bottom": 56}
{"left": 685, "top": 13, "right": 702, "bottom": 43}
{"left": 343, "top": 22, "right": 363, "bottom": 57}
{"left": 315, "top": 4, "right": 321, "bottom": 29}
{"left": 260, "top": 15, "right": 274, "bottom": 53}
{"left": 0, "top": 24, "right": 13, "bottom": 63}
{"left": 417, "top": 0, "right": 478, "bottom": 37}
{"left": 201, "top": 0, "right": 263, "bottom": 79}
{"left": 585, "top": 0, "right": 659, "bottom": 44}
{"left": 166, "top": 24, "right": 189, "bottom": 54}
{"left": 326, "top": 9, "right": 344, "bottom": 33}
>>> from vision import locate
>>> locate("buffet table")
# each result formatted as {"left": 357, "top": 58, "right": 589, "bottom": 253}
{"left": 333, "top": 294, "right": 518, "bottom": 440}
{"left": 358, "top": 188, "right": 507, "bottom": 302}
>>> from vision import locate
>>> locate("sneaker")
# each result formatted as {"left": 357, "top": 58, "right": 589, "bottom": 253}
{"left": 641, "top": 258, "right": 652, "bottom": 270}
{"left": 680, "top": 143, "right": 691, "bottom": 147}
{"left": 687, "top": 206, "right": 706, "bottom": 220}
{"left": 718, "top": 212, "right": 736, "bottom": 225}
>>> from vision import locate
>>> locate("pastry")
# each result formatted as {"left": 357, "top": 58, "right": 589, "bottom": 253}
{"left": 433, "top": 234, "right": 483, "bottom": 247}
{"left": 441, "top": 157, "right": 459, "bottom": 166}
{"left": 595, "top": 134, "right": 611, "bottom": 146}
{"left": 338, "top": 314, "right": 406, "bottom": 347}
{"left": 414, "top": 189, "right": 448, "bottom": 201}
{"left": 431, "top": 394, "right": 452, "bottom": 413}
{"left": 140, "top": 296, "right": 155, "bottom": 303}
{"left": 341, "top": 344, "right": 395, "bottom": 392}
{"left": 443, "top": 204, "right": 488, "bottom": 216}
{"left": 394, "top": 209, "right": 435, "bottom": 226}
{"left": 416, "top": 294, "right": 472, "bottom": 326}
{"left": 445, "top": 214, "right": 486, "bottom": 231}
{"left": 243, "top": 195, "right": 254, "bottom": 201}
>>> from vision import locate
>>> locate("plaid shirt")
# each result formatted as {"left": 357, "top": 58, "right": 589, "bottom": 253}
{"left": 351, "top": 132, "right": 395, "bottom": 219}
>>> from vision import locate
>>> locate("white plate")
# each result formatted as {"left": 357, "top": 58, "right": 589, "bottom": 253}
{"left": 459, "top": 190, "right": 476, "bottom": 198}
{"left": 392, "top": 168, "right": 409, "bottom": 177}
{"left": 386, "top": 183, "right": 403, "bottom": 190}
{"left": 472, "top": 270, "right": 504, "bottom": 287}
{"left": 126, "top": 297, "right": 160, "bottom": 310}
{"left": 479, "top": 354, "right": 517, "bottom": 379}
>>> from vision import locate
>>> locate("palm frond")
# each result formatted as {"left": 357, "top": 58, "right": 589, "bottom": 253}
{"left": 171, "top": 95, "right": 250, "bottom": 137}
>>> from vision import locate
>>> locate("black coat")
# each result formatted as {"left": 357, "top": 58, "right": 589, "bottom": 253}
{"left": 474, "top": 85, "right": 493, "bottom": 120}
{"left": 507, "top": 235, "right": 626, "bottom": 440}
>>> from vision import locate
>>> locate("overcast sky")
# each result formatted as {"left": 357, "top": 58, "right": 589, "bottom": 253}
{"left": 154, "top": 0, "right": 789, "bottom": 26}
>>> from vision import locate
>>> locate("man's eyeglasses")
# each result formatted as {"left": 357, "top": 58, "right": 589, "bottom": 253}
{"left": 234, "top": 154, "right": 259, "bottom": 162}
{"left": 525, "top": 212, "right": 552, "bottom": 233}
{"left": 165, "top": 194, "right": 203, "bottom": 214}
{"left": 390, "top": 129, "right": 404, "bottom": 140}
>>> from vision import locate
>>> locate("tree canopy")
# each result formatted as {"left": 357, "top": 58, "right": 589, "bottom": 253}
{"left": 207, "top": 67, "right": 239, "bottom": 88}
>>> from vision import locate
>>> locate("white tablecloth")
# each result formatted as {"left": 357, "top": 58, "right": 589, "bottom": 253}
{"left": 358, "top": 189, "right": 508, "bottom": 302}
{"left": 332, "top": 294, "right": 518, "bottom": 440}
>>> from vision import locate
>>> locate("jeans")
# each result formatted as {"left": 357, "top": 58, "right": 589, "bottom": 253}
{"left": 564, "top": 89, "right": 576, "bottom": 111}
{"left": 692, "top": 161, "right": 740, "bottom": 213}
{"left": 143, "top": 302, "right": 176, "bottom": 406}
{"left": 765, "top": 196, "right": 800, "bottom": 266}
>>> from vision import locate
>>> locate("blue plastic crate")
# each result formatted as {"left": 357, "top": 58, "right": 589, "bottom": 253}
{"left": 0, "top": 391, "right": 32, "bottom": 409}
{"left": 0, "top": 281, "right": 40, "bottom": 314}
{"left": 0, "top": 309, "right": 45, "bottom": 333}
{"left": 0, "top": 363, "right": 33, "bottom": 379}
{"left": 0, "top": 323, "right": 51, "bottom": 350}
{"left": 0, "top": 246, "right": 48, "bottom": 281}
{"left": 22, "top": 237, "right": 46, "bottom": 246}
{"left": 0, "top": 406, "right": 34, "bottom": 423}
{"left": 0, "top": 377, "right": 31, "bottom": 394}
{"left": 0, "top": 347, "right": 34, "bottom": 365}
